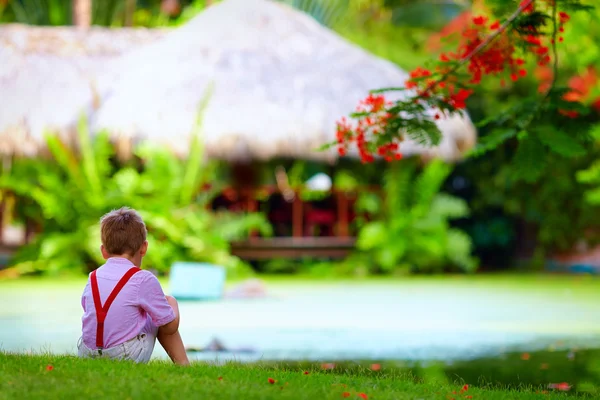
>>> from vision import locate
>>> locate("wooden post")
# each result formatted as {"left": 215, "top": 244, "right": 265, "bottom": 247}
{"left": 246, "top": 189, "right": 259, "bottom": 238}
{"left": 25, "top": 218, "right": 35, "bottom": 244}
{"left": 292, "top": 195, "right": 303, "bottom": 237}
{"left": 337, "top": 190, "right": 349, "bottom": 237}
{"left": 72, "top": 0, "right": 92, "bottom": 28}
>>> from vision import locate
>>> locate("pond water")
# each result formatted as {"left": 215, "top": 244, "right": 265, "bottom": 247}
{"left": 2, "top": 277, "right": 600, "bottom": 364}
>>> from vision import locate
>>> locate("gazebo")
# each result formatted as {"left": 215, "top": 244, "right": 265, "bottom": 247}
{"left": 0, "top": 0, "right": 478, "bottom": 259}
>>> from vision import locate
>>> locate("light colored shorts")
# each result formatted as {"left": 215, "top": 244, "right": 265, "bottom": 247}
{"left": 77, "top": 316, "right": 158, "bottom": 363}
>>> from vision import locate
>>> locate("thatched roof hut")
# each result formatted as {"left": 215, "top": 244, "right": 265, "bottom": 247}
{"left": 0, "top": 0, "right": 476, "bottom": 163}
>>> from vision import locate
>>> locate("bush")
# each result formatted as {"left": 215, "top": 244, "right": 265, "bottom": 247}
{"left": 354, "top": 159, "right": 477, "bottom": 274}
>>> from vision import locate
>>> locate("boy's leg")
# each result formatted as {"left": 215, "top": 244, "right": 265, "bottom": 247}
{"left": 158, "top": 296, "right": 190, "bottom": 366}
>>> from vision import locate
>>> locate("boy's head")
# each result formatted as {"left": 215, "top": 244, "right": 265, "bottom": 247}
{"left": 100, "top": 207, "right": 148, "bottom": 264}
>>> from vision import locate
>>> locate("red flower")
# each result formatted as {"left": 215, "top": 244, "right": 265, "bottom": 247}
{"left": 524, "top": 35, "right": 542, "bottom": 46}
{"left": 303, "top": 371, "right": 310, "bottom": 375}
{"left": 521, "top": 353, "right": 531, "bottom": 360}
{"left": 548, "top": 382, "right": 571, "bottom": 391}
{"left": 218, "top": 376, "right": 223, "bottom": 381}
{"left": 465, "top": 396, "right": 473, "bottom": 399}
{"left": 268, "top": 378, "right": 276, "bottom": 384}
{"left": 46, "top": 365, "right": 54, "bottom": 371}
{"left": 559, "top": 12, "right": 570, "bottom": 23}
{"left": 362, "top": 94, "right": 386, "bottom": 113}
{"left": 370, "top": 364, "right": 381, "bottom": 371}
{"left": 519, "top": 69, "right": 527, "bottom": 77}
{"left": 472, "top": 16, "right": 487, "bottom": 26}
{"left": 448, "top": 88, "right": 473, "bottom": 109}
{"left": 342, "top": 392, "right": 351, "bottom": 398}
{"left": 358, "top": 394, "right": 368, "bottom": 399}
{"left": 490, "top": 20, "right": 501, "bottom": 30}
{"left": 461, "top": 384, "right": 469, "bottom": 392}
{"left": 559, "top": 110, "right": 579, "bottom": 118}
{"left": 520, "top": 0, "right": 534, "bottom": 13}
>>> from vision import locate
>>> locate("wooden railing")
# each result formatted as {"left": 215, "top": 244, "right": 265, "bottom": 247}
{"left": 209, "top": 184, "right": 380, "bottom": 238}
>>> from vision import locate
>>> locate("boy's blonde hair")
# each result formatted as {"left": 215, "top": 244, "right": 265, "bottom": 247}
{"left": 100, "top": 207, "right": 147, "bottom": 255}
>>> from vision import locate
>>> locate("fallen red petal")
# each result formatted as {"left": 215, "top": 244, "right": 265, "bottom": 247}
{"left": 268, "top": 378, "right": 276, "bottom": 384}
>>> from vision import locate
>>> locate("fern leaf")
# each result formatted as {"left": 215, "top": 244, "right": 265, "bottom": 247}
{"left": 469, "top": 128, "right": 517, "bottom": 158}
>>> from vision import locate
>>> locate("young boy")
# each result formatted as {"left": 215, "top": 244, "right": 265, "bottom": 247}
{"left": 78, "top": 207, "right": 190, "bottom": 365}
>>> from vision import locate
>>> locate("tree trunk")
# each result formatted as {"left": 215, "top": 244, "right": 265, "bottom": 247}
{"left": 73, "top": 0, "right": 92, "bottom": 28}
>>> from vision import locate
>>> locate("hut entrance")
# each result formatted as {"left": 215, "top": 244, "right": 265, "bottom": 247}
{"left": 212, "top": 160, "right": 364, "bottom": 260}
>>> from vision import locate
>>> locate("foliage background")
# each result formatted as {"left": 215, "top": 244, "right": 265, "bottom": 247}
{"left": 1, "top": 0, "right": 599, "bottom": 275}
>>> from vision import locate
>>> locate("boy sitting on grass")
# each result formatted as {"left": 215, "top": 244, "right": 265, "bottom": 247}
{"left": 77, "top": 207, "right": 189, "bottom": 365}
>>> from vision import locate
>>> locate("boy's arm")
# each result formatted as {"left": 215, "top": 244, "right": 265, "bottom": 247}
{"left": 81, "top": 281, "right": 89, "bottom": 311}
{"left": 159, "top": 296, "right": 180, "bottom": 335}
{"left": 138, "top": 273, "right": 177, "bottom": 328}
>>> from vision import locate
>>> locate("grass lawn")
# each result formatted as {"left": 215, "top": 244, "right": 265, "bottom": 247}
{"left": 0, "top": 353, "right": 574, "bottom": 400}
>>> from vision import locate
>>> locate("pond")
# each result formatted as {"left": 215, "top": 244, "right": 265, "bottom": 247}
{"left": 1, "top": 275, "right": 600, "bottom": 394}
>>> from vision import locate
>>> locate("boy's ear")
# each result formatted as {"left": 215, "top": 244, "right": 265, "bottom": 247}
{"left": 139, "top": 240, "right": 149, "bottom": 257}
{"left": 100, "top": 245, "right": 110, "bottom": 260}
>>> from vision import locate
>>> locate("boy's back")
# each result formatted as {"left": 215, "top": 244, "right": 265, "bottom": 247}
{"left": 80, "top": 257, "right": 175, "bottom": 350}
{"left": 77, "top": 207, "right": 189, "bottom": 365}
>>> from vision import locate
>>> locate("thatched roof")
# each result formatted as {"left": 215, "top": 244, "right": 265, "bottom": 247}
{"left": 0, "top": 24, "right": 165, "bottom": 156}
{"left": 0, "top": 0, "right": 477, "bottom": 163}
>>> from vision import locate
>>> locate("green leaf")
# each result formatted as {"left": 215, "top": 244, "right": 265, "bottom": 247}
{"left": 536, "top": 128, "right": 586, "bottom": 157}
{"left": 513, "top": 137, "right": 546, "bottom": 182}
{"left": 430, "top": 193, "right": 470, "bottom": 219}
{"left": 412, "top": 160, "right": 452, "bottom": 217}
{"left": 180, "top": 84, "right": 214, "bottom": 205}
{"left": 356, "top": 221, "right": 388, "bottom": 250}
{"left": 77, "top": 114, "right": 103, "bottom": 197}
{"left": 577, "top": 161, "right": 600, "bottom": 184}
{"left": 446, "top": 229, "right": 477, "bottom": 273}
{"left": 468, "top": 129, "right": 517, "bottom": 157}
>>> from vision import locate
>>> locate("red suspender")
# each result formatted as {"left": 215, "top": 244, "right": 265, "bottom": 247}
{"left": 90, "top": 267, "right": 141, "bottom": 349}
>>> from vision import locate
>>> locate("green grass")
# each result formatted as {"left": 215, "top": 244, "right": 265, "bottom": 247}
{"left": 0, "top": 353, "right": 575, "bottom": 400}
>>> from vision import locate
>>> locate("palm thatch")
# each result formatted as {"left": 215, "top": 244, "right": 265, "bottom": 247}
{"left": 0, "top": 0, "right": 477, "bottom": 163}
